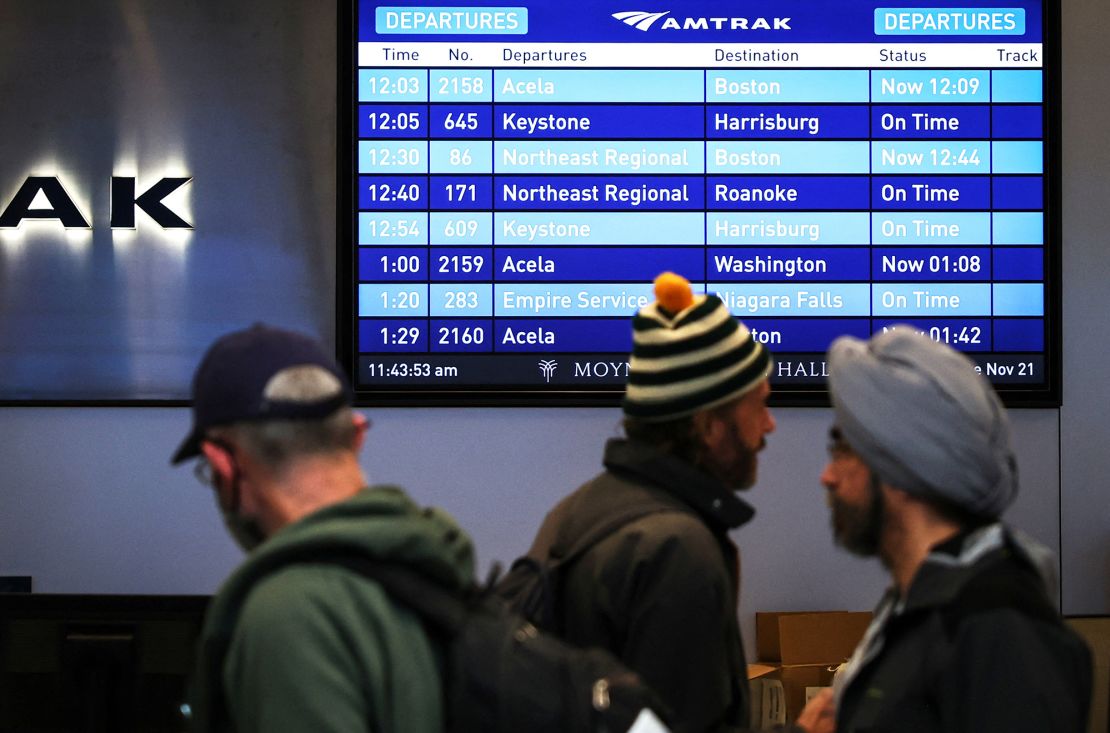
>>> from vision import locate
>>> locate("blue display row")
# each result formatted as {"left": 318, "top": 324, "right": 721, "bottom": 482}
{"left": 359, "top": 104, "right": 1044, "bottom": 140}
{"left": 359, "top": 69, "right": 1044, "bottom": 104}
{"left": 359, "top": 246, "right": 1044, "bottom": 282}
{"left": 357, "top": 316, "right": 1045, "bottom": 353}
{"left": 357, "top": 211, "right": 1045, "bottom": 245}
{"left": 358, "top": 175, "right": 1044, "bottom": 211}
{"left": 359, "top": 318, "right": 634, "bottom": 353}
{"left": 356, "top": 281, "right": 1044, "bottom": 317}
{"left": 357, "top": 140, "right": 1044, "bottom": 174}
{"left": 362, "top": 246, "right": 704, "bottom": 281}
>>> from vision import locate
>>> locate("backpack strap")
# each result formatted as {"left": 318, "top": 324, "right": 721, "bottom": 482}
{"left": 547, "top": 504, "right": 679, "bottom": 569}
{"left": 505, "top": 504, "right": 678, "bottom": 593}
{"left": 291, "top": 548, "right": 474, "bottom": 636}
{"left": 500, "top": 504, "right": 679, "bottom": 632}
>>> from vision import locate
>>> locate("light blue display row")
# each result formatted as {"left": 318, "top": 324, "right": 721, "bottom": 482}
{"left": 358, "top": 282, "right": 1044, "bottom": 317}
{"left": 358, "top": 211, "right": 1044, "bottom": 245}
{"left": 359, "top": 69, "right": 1043, "bottom": 103}
{"left": 358, "top": 140, "right": 1044, "bottom": 174}
{"left": 359, "top": 283, "right": 655, "bottom": 317}
{"left": 871, "top": 212, "right": 1043, "bottom": 245}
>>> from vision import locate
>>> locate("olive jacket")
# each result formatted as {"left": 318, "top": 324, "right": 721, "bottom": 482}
{"left": 189, "top": 486, "right": 475, "bottom": 733}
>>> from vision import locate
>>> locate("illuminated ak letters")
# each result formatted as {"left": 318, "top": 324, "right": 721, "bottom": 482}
{"left": 0, "top": 176, "right": 192, "bottom": 229}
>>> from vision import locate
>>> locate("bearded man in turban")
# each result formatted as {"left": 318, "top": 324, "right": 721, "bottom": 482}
{"left": 802, "top": 327, "right": 1091, "bottom": 733}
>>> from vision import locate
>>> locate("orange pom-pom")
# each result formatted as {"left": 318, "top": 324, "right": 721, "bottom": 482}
{"left": 654, "top": 272, "right": 695, "bottom": 314}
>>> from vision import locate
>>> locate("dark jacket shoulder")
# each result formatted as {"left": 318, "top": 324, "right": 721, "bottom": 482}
{"left": 837, "top": 525, "right": 1092, "bottom": 733}
{"left": 528, "top": 439, "right": 753, "bottom": 733}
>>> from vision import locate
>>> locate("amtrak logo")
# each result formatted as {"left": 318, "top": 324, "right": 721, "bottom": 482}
{"left": 612, "top": 10, "right": 791, "bottom": 31}
{"left": 612, "top": 10, "right": 671, "bottom": 31}
{"left": 0, "top": 175, "right": 193, "bottom": 229}
{"left": 538, "top": 359, "right": 558, "bottom": 382}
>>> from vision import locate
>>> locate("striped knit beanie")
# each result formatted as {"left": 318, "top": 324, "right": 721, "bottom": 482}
{"left": 622, "top": 273, "right": 773, "bottom": 421}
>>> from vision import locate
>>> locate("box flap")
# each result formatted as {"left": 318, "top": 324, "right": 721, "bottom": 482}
{"left": 756, "top": 611, "right": 871, "bottom": 664}
{"left": 755, "top": 611, "right": 800, "bottom": 661}
{"left": 778, "top": 612, "right": 871, "bottom": 664}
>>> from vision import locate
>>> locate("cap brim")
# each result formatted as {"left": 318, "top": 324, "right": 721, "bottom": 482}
{"left": 170, "top": 428, "right": 203, "bottom": 465}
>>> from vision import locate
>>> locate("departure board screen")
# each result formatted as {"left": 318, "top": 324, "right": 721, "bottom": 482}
{"left": 340, "top": 0, "right": 1059, "bottom": 405}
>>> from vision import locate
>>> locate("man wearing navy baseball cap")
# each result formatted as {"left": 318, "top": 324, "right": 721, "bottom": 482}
{"left": 801, "top": 327, "right": 1091, "bottom": 733}
{"left": 173, "top": 324, "right": 475, "bottom": 733}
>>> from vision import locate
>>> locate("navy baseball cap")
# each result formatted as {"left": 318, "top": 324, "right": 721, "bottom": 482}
{"left": 171, "top": 323, "right": 352, "bottom": 465}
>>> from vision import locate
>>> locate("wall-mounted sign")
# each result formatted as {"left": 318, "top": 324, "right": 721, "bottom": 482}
{"left": 340, "top": 0, "right": 1060, "bottom": 407}
{"left": 0, "top": 176, "right": 192, "bottom": 229}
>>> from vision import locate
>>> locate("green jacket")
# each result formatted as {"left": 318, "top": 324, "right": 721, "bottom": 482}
{"left": 190, "top": 486, "right": 475, "bottom": 733}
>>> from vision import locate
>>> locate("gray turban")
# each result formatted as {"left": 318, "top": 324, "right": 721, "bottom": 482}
{"left": 828, "top": 327, "right": 1018, "bottom": 518}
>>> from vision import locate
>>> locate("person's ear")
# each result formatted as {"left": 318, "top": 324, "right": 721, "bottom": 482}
{"left": 691, "top": 410, "right": 725, "bottom": 451}
{"left": 200, "top": 440, "right": 235, "bottom": 483}
{"left": 351, "top": 412, "right": 370, "bottom": 452}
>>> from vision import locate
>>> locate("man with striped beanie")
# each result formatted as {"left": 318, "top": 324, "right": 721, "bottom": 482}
{"left": 514, "top": 273, "right": 777, "bottom": 733}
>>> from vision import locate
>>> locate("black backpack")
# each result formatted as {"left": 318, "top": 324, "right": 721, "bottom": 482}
{"left": 200, "top": 517, "right": 673, "bottom": 732}
{"left": 313, "top": 552, "right": 671, "bottom": 733}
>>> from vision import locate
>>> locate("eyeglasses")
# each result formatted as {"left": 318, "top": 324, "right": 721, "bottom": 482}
{"left": 827, "top": 440, "right": 856, "bottom": 461}
{"left": 191, "top": 438, "right": 238, "bottom": 489}
{"left": 193, "top": 457, "right": 215, "bottom": 487}
{"left": 826, "top": 426, "right": 857, "bottom": 461}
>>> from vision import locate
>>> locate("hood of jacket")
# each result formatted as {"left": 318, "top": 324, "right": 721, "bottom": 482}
{"left": 206, "top": 485, "right": 474, "bottom": 632}
{"left": 192, "top": 485, "right": 474, "bottom": 731}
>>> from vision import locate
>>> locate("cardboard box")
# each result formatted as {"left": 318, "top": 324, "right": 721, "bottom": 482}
{"left": 755, "top": 611, "right": 871, "bottom": 722}
{"left": 774, "top": 663, "right": 838, "bottom": 723}
{"left": 756, "top": 611, "right": 872, "bottom": 665}
{"left": 1066, "top": 617, "right": 1110, "bottom": 733}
